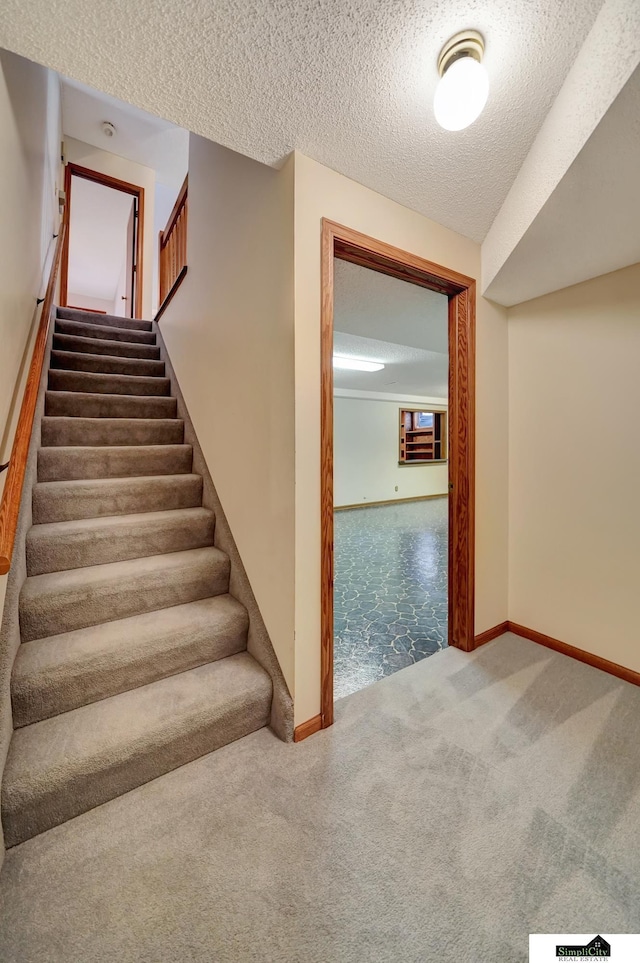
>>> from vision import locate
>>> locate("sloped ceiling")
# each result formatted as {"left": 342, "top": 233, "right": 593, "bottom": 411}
{"left": 482, "top": 0, "right": 640, "bottom": 304}
{"left": 61, "top": 77, "right": 189, "bottom": 190}
{"left": 0, "top": 0, "right": 602, "bottom": 242}
{"left": 484, "top": 61, "right": 640, "bottom": 305}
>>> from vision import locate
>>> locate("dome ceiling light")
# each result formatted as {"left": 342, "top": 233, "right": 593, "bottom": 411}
{"left": 434, "top": 30, "right": 489, "bottom": 132}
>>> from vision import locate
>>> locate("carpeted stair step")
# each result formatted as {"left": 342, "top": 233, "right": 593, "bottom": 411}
{"left": 41, "top": 416, "right": 183, "bottom": 447}
{"left": 55, "top": 317, "right": 156, "bottom": 346}
{"left": 45, "top": 391, "right": 177, "bottom": 420}
{"left": 51, "top": 348, "right": 164, "bottom": 377}
{"left": 37, "top": 444, "right": 193, "bottom": 481}
{"left": 53, "top": 333, "right": 161, "bottom": 360}
{"left": 19, "top": 545, "right": 230, "bottom": 641}
{"left": 33, "top": 473, "right": 203, "bottom": 524}
{"left": 57, "top": 307, "right": 152, "bottom": 332}
{"left": 0, "top": 305, "right": 277, "bottom": 849}
{"left": 48, "top": 368, "right": 171, "bottom": 397}
{"left": 2, "top": 651, "right": 271, "bottom": 846}
{"left": 12, "top": 595, "right": 249, "bottom": 726}
{"left": 26, "top": 507, "right": 215, "bottom": 575}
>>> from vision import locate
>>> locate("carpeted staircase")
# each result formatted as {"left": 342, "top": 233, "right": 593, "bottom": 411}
{"left": 1, "top": 307, "right": 273, "bottom": 848}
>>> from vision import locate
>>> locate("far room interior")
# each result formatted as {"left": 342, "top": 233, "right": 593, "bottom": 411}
{"left": 332, "top": 259, "right": 450, "bottom": 699}
{"left": 66, "top": 174, "right": 138, "bottom": 318}
{"left": 59, "top": 75, "right": 190, "bottom": 320}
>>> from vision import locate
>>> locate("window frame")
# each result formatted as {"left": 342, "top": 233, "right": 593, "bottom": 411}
{"left": 398, "top": 407, "right": 448, "bottom": 465}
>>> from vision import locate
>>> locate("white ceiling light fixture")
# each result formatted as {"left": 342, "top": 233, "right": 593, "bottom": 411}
{"left": 102, "top": 121, "right": 116, "bottom": 138}
{"left": 333, "top": 355, "right": 385, "bottom": 372}
{"left": 434, "top": 30, "right": 489, "bottom": 132}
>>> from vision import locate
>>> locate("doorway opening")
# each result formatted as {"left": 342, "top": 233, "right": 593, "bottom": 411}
{"left": 60, "top": 163, "right": 145, "bottom": 319}
{"left": 332, "top": 260, "right": 450, "bottom": 699}
{"left": 321, "top": 220, "right": 475, "bottom": 728}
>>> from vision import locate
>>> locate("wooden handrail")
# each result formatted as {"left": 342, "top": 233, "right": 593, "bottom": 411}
{"left": 162, "top": 175, "right": 188, "bottom": 243}
{"left": 158, "top": 175, "right": 188, "bottom": 311}
{"left": 0, "top": 224, "right": 66, "bottom": 575}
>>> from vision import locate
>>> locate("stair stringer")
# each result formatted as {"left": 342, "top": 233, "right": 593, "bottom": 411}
{"left": 153, "top": 320, "right": 293, "bottom": 742}
{"left": 0, "top": 307, "right": 56, "bottom": 868}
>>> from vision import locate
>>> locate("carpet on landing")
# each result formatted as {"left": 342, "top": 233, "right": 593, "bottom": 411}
{"left": 1, "top": 632, "right": 639, "bottom": 962}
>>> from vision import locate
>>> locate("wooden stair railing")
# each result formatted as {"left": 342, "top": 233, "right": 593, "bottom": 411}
{"left": 157, "top": 175, "right": 188, "bottom": 319}
{"left": 0, "top": 224, "right": 66, "bottom": 575}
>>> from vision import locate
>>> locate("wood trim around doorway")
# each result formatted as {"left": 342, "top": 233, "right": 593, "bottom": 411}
{"left": 320, "top": 219, "right": 476, "bottom": 729}
{"left": 61, "top": 162, "right": 145, "bottom": 319}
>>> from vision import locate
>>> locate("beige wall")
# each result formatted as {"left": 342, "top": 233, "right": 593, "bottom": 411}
{"left": 0, "top": 51, "right": 60, "bottom": 465}
{"left": 159, "top": 134, "right": 296, "bottom": 691}
{"left": 334, "top": 394, "right": 448, "bottom": 507}
{"left": 508, "top": 262, "right": 640, "bottom": 672}
{"left": 0, "top": 50, "right": 61, "bottom": 867}
{"left": 63, "top": 137, "right": 155, "bottom": 319}
{"left": 144, "top": 147, "right": 509, "bottom": 724}
{"left": 293, "top": 152, "right": 509, "bottom": 724}
{"left": 0, "top": 50, "right": 61, "bottom": 631}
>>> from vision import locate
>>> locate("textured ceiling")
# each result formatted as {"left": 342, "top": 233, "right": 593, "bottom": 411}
{"left": 334, "top": 260, "right": 448, "bottom": 396}
{"left": 333, "top": 331, "right": 448, "bottom": 398}
{"left": 61, "top": 77, "right": 189, "bottom": 190}
{"left": 484, "top": 64, "right": 640, "bottom": 306}
{"left": 0, "top": 0, "right": 603, "bottom": 242}
{"left": 481, "top": 0, "right": 640, "bottom": 301}
{"left": 334, "top": 260, "right": 448, "bottom": 354}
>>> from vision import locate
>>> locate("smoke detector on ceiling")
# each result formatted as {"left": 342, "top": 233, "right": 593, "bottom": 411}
{"left": 102, "top": 121, "right": 116, "bottom": 138}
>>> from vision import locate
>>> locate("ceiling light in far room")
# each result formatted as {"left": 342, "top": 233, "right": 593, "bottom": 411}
{"left": 333, "top": 355, "right": 385, "bottom": 372}
{"left": 102, "top": 121, "right": 116, "bottom": 138}
{"left": 434, "top": 30, "right": 488, "bottom": 131}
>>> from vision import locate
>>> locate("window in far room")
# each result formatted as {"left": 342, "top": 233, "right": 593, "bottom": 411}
{"left": 399, "top": 409, "right": 447, "bottom": 463}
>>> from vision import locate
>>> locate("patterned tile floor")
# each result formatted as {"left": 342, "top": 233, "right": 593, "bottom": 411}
{"left": 334, "top": 497, "right": 448, "bottom": 700}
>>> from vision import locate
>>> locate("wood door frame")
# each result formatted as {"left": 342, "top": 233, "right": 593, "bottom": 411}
{"left": 320, "top": 219, "right": 476, "bottom": 728}
{"left": 60, "top": 162, "right": 145, "bottom": 319}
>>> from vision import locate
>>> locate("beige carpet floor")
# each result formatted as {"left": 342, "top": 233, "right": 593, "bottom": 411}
{"left": 1, "top": 632, "right": 640, "bottom": 962}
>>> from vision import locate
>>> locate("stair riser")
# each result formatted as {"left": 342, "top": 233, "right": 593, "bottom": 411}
{"left": 13, "top": 602, "right": 249, "bottom": 725}
{"left": 37, "top": 445, "right": 193, "bottom": 481}
{"left": 55, "top": 318, "right": 156, "bottom": 346}
{"left": 27, "top": 512, "right": 215, "bottom": 576}
{"left": 41, "top": 417, "right": 183, "bottom": 447}
{"left": 48, "top": 369, "right": 170, "bottom": 397}
{"left": 0, "top": 305, "right": 271, "bottom": 850}
{"left": 51, "top": 349, "right": 164, "bottom": 377}
{"left": 45, "top": 391, "right": 177, "bottom": 420}
{"left": 3, "top": 670, "right": 269, "bottom": 846}
{"left": 33, "top": 476, "right": 203, "bottom": 524}
{"left": 20, "top": 553, "right": 230, "bottom": 641}
{"left": 53, "top": 333, "right": 161, "bottom": 360}
{"left": 57, "top": 308, "right": 152, "bottom": 332}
